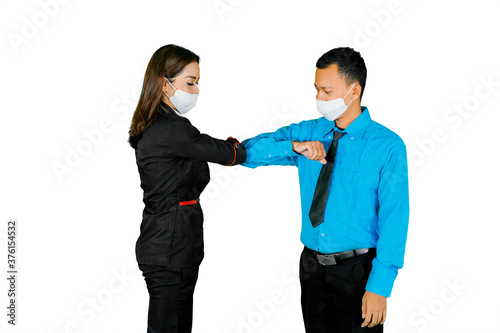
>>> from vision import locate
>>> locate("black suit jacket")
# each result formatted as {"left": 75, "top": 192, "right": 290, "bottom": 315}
{"left": 134, "top": 102, "right": 246, "bottom": 267}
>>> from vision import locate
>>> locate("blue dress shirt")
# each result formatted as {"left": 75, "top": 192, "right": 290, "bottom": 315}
{"left": 242, "top": 107, "right": 409, "bottom": 297}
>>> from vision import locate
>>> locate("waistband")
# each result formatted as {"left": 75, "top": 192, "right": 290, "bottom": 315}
{"left": 304, "top": 246, "right": 376, "bottom": 266}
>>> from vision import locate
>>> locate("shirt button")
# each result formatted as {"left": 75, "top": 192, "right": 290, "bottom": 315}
{"left": 328, "top": 136, "right": 332, "bottom": 139}
{"left": 351, "top": 136, "right": 354, "bottom": 140}
{"left": 268, "top": 154, "right": 272, "bottom": 157}
{"left": 321, "top": 233, "right": 325, "bottom": 237}
{"left": 285, "top": 150, "right": 289, "bottom": 154}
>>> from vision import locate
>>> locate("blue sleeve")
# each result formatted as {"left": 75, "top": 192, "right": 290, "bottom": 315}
{"left": 241, "top": 123, "right": 302, "bottom": 169}
{"left": 365, "top": 142, "right": 410, "bottom": 298}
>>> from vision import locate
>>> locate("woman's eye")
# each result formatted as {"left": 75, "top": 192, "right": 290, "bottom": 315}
{"left": 187, "top": 83, "right": 194, "bottom": 86}
{"left": 325, "top": 91, "right": 332, "bottom": 94}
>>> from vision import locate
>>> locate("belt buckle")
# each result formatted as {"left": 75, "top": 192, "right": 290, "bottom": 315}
{"left": 317, "top": 254, "right": 336, "bottom": 266}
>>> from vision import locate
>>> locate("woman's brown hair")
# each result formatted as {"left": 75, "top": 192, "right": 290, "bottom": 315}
{"left": 128, "top": 44, "right": 200, "bottom": 148}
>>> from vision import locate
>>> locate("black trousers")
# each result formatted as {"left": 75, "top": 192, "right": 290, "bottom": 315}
{"left": 299, "top": 247, "right": 383, "bottom": 333}
{"left": 139, "top": 264, "right": 199, "bottom": 333}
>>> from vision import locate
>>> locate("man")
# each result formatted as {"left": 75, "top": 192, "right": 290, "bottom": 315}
{"left": 242, "top": 47, "right": 409, "bottom": 332}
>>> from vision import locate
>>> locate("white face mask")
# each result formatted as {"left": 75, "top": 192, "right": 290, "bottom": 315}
{"left": 164, "top": 77, "right": 198, "bottom": 115}
{"left": 316, "top": 83, "right": 356, "bottom": 121}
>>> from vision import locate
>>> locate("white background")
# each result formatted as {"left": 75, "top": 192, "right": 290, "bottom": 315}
{"left": 1, "top": 0, "right": 499, "bottom": 332}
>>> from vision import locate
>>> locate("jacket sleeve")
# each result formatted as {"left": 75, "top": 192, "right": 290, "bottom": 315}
{"left": 161, "top": 117, "right": 246, "bottom": 166}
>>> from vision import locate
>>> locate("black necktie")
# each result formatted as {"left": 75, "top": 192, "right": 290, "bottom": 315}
{"left": 308, "top": 131, "right": 345, "bottom": 228}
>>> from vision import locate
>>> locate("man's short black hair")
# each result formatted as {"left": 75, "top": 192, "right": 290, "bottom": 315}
{"left": 316, "top": 47, "right": 367, "bottom": 100}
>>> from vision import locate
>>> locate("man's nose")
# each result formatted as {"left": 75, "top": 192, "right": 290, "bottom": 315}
{"left": 316, "top": 91, "right": 327, "bottom": 101}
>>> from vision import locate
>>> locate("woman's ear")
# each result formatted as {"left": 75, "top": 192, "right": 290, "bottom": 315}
{"left": 164, "top": 77, "right": 174, "bottom": 97}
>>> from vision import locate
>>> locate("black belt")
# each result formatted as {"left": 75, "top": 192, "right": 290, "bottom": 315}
{"left": 306, "top": 247, "right": 375, "bottom": 266}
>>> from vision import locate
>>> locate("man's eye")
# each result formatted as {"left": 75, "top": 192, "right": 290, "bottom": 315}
{"left": 325, "top": 91, "right": 332, "bottom": 94}
{"left": 187, "top": 82, "right": 199, "bottom": 86}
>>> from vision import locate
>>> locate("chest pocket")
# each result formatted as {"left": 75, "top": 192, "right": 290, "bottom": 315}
{"left": 355, "top": 169, "right": 379, "bottom": 193}
{"left": 330, "top": 165, "right": 379, "bottom": 221}
{"left": 353, "top": 169, "right": 379, "bottom": 222}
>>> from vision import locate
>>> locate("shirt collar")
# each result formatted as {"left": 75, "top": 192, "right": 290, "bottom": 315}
{"left": 318, "top": 106, "right": 371, "bottom": 139}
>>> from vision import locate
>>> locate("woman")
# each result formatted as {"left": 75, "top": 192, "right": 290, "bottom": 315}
{"left": 129, "top": 44, "right": 246, "bottom": 333}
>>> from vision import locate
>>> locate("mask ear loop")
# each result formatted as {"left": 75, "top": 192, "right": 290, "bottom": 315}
{"left": 343, "top": 83, "right": 356, "bottom": 107}
{"left": 342, "top": 83, "right": 356, "bottom": 99}
{"left": 164, "top": 77, "right": 177, "bottom": 98}
{"left": 346, "top": 97, "right": 354, "bottom": 108}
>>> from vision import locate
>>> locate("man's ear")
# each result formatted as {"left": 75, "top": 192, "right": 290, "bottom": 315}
{"left": 352, "top": 83, "right": 362, "bottom": 101}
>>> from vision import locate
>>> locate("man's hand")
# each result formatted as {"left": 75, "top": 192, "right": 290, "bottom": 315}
{"left": 292, "top": 141, "right": 326, "bottom": 164}
{"left": 361, "top": 290, "right": 387, "bottom": 328}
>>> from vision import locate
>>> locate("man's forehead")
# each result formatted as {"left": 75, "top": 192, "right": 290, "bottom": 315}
{"left": 315, "top": 65, "right": 344, "bottom": 88}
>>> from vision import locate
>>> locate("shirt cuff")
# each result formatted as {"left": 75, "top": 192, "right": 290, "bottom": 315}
{"left": 270, "top": 140, "right": 296, "bottom": 158}
{"left": 365, "top": 258, "right": 398, "bottom": 298}
{"left": 242, "top": 139, "right": 297, "bottom": 168}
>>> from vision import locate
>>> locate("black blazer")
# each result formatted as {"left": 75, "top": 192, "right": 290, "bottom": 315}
{"left": 134, "top": 101, "right": 246, "bottom": 267}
